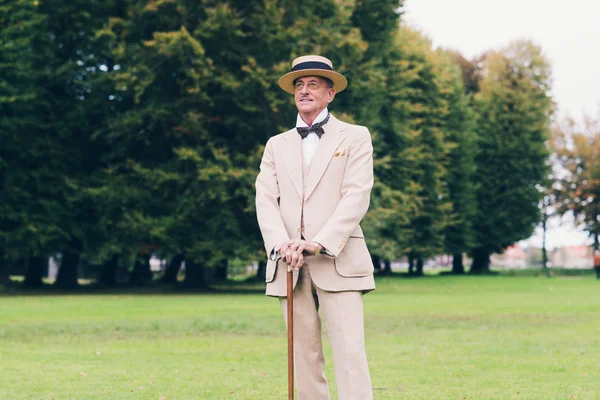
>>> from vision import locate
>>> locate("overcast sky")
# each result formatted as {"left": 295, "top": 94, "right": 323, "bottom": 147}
{"left": 403, "top": 0, "right": 600, "bottom": 120}
{"left": 402, "top": 0, "right": 599, "bottom": 248}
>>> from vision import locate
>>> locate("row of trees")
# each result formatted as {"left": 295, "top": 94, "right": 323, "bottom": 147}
{"left": 0, "top": 0, "right": 555, "bottom": 289}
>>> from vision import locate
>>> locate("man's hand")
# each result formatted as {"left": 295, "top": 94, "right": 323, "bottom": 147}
{"left": 277, "top": 239, "right": 324, "bottom": 270}
{"left": 279, "top": 239, "right": 305, "bottom": 270}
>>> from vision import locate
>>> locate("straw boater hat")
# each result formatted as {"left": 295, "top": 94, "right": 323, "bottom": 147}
{"left": 278, "top": 55, "right": 348, "bottom": 94}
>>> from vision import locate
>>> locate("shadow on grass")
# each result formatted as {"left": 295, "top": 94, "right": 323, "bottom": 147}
{"left": 376, "top": 267, "right": 596, "bottom": 279}
{"left": 1, "top": 267, "right": 595, "bottom": 296}
{"left": 495, "top": 267, "right": 595, "bottom": 277}
{"left": 0, "top": 278, "right": 267, "bottom": 297}
{"left": 374, "top": 269, "right": 498, "bottom": 278}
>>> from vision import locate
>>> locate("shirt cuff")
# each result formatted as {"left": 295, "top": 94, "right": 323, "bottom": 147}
{"left": 322, "top": 248, "right": 334, "bottom": 257}
{"left": 269, "top": 246, "right": 282, "bottom": 261}
{"left": 313, "top": 241, "right": 334, "bottom": 257}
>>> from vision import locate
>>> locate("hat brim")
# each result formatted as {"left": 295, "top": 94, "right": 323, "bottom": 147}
{"left": 278, "top": 69, "right": 348, "bottom": 94}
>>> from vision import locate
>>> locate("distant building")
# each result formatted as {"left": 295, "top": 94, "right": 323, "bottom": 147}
{"left": 491, "top": 244, "right": 528, "bottom": 268}
{"left": 551, "top": 245, "right": 593, "bottom": 269}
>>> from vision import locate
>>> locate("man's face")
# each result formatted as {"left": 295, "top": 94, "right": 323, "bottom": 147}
{"left": 294, "top": 76, "right": 336, "bottom": 119}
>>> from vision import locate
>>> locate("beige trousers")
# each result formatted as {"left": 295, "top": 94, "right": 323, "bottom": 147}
{"left": 279, "top": 264, "right": 373, "bottom": 400}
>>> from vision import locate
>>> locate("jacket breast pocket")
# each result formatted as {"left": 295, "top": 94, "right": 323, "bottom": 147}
{"left": 329, "top": 146, "right": 347, "bottom": 165}
{"left": 334, "top": 237, "right": 374, "bottom": 277}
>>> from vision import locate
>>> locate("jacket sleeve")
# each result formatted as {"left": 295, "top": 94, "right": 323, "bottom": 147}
{"left": 312, "top": 127, "right": 374, "bottom": 257}
{"left": 255, "top": 137, "right": 290, "bottom": 255}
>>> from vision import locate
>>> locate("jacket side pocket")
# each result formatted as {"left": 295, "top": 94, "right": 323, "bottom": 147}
{"left": 334, "top": 237, "right": 373, "bottom": 277}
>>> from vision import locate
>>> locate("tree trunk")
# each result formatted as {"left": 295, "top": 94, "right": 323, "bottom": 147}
{"left": 55, "top": 239, "right": 82, "bottom": 289}
{"left": 383, "top": 260, "right": 392, "bottom": 275}
{"left": 408, "top": 252, "right": 415, "bottom": 275}
{"left": 541, "top": 211, "right": 552, "bottom": 277}
{"left": 255, "top": 260, "right": 266, "bottom": 282}
{"left": 0, "top": 247, "right": 10, "bottom": 286}
{"left": 593, "top": 205, "right": 600, "bottom": 251}
{"left": 415, "top": 255, "right": 424, "bottom": 276}
{"left": 160, "top": 253, "right": 184, "bottom": 284}
{"left": 451, "top": 253, "right": 465, "bottom": 274}
{"left": 129, "top": 253, "right": 152, "bottom": 285}
{"left": 98, "top": 255, "right": 119, "bottom": 285}
{"left": 23, "top": 256, "right": 47, "bottom": 288}
{"left": 183, "top": 258, "right": 208, "bottom": 289}
{"left": 371, "top": 255, "right": 381, "bottom": 273}
{"left": 470, "top": 248, "right": 491, "bottom": 274}
{"left": 213, "top": 259, "right": 228, "bottom": 281}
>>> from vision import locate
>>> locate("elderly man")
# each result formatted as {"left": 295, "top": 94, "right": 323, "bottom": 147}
{"left": 255, "top": 55, "right": 375, "bottom": 400}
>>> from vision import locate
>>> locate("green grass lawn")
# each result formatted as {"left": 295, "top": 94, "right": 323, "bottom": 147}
{"left": 1, "top": 275, "right": 599, "bottom": 399}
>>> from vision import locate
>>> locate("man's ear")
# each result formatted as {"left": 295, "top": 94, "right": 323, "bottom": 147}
{"left": 328, "top": 89, "right": 336, "bottom": 103}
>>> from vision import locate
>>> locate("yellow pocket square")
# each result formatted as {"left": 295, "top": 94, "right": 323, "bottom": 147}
{"left": 333, "top": 147, "right": 346, "bottom": 157}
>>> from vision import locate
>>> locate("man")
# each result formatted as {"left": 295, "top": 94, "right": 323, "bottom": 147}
{"left": 255, "top": 55, "right": 375, "bottom": 400}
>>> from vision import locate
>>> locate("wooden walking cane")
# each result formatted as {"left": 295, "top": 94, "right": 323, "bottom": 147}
{"left": 287, "top": 264, "right": 294, "bottom": 400}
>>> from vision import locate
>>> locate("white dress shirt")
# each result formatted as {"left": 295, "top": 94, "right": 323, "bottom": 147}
{"left": 297, "top": 107, "right": 328, "bottom": 165}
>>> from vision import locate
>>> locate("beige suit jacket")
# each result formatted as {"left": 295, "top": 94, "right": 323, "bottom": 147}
{"left": 255, "top": 114, "right": 376, "bottom": 297}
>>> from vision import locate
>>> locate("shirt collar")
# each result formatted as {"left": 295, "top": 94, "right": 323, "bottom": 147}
{"left": 296, "top": 107, "right": 329, "bottom": 128}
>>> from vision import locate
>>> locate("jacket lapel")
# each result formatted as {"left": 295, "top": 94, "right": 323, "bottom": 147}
{"left": 280, "top": 128, "right": 303, "bottom": 197}
{"left": 305, "top": 115, "right": 347, "bottom": 200}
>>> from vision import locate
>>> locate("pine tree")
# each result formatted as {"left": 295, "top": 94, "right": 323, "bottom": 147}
{"left": 375, "top": 28, "right": 455, "bottom": 273}
{"left": 1, "top": 0, "right": 117, "bottom": 287}
{"left": 1, "top": 1, "right": 69, "bottom": 286}
{"left": 0, "top": 0, "right": 44, "bottom": 284}
{"left": 470, "top": 40, "right": 553, "bottom": 273}
{"left": 436, "top": 50, "right": 477, "bottom": 274}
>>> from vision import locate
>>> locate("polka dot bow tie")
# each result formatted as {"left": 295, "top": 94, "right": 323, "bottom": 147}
{"left": 296, "top": 113, "right": 330, "bottom": 139}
